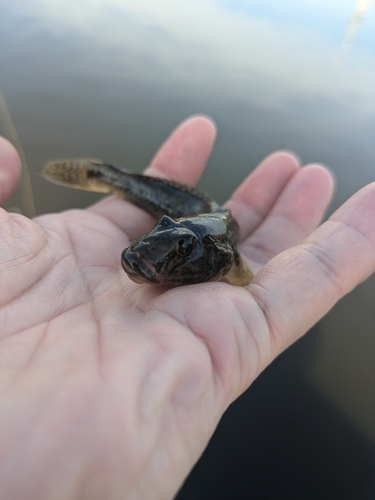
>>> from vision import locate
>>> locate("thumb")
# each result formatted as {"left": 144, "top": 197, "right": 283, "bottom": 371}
{"left": 250, "top": 182, "right": 375, "bottom": 357}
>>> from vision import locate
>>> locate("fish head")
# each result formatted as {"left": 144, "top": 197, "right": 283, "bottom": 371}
{"left": 121, "top": 215, "right": 234, "bottom": 286}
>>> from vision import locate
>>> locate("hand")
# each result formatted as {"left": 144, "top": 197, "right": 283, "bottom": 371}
{"left": 0, "top": 117, "right": 374, "bottom": 500}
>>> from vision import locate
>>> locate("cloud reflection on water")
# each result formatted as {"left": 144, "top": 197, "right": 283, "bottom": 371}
{"left": 15, "top": 0, "right": 375, "bottom": 115}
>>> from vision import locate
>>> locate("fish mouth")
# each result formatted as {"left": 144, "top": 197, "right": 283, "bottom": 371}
{"left": 121, "top": 250, "right": 160, "bottom": 284}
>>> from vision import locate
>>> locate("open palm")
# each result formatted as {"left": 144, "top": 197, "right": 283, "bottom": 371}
{"left": 1, "top": 117, "right": 375, "bottom": 500}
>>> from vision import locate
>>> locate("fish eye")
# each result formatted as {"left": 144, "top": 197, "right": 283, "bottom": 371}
{"left": 176, "top": 235, "right": 197, "bottom": 256}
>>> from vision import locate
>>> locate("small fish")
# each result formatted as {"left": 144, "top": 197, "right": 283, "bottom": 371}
{"left": 40, "top": 159, "right": 254, "bottom": 287}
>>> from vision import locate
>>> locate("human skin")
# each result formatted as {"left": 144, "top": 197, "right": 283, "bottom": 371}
{"left": 0, "top": 116, "right": 374, "bottom": 500}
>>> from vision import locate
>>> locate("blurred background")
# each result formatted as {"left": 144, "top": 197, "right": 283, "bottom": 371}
{"left": 1, "top": 0, "right": 374, "bottom": 498}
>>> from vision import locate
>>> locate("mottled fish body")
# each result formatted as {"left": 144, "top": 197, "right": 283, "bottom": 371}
{"left": 41, "top": 159, "right": 254, "bottom": 287}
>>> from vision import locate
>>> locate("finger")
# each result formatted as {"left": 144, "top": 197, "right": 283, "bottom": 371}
{"left": 88, "top": 116, "right": 216, "bottom": 239}
{"left": 241, "top": 164, "right": 334, "bottom": 268}
{"left": 225, "top": 151, "right": 300, "bottom": 240}
{"left": 249, "top": 182, "right": 375, "bottom": 359}
{"left": 0, "top": 137, "right": 22, "bottom": 205}
{"left": 146, "top": 115, "right": 216, "bottom": 185}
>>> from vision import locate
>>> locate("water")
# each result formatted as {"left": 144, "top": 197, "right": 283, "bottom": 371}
{"left": 1, "top": 1, "right": 375, "bottom": 498}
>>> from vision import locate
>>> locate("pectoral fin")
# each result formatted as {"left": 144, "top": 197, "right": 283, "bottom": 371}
{"left": 224, "top": 253, "right": 254, "bottom": 286}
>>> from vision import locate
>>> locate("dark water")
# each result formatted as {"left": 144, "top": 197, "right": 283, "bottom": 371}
{"left": 1, "top": 1, "right": 375, "bottom": 498}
